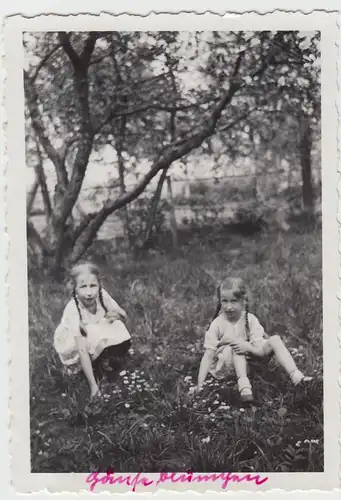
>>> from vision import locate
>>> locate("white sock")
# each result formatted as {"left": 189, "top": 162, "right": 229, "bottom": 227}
{"left": 238, "top": 376, "right": 252, "bottom": 395}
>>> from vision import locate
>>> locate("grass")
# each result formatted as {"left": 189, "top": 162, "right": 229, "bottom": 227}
{"left": 28, "top": 222, "right": 323, "bottom": 474}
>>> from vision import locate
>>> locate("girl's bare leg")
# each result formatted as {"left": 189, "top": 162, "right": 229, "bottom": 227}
{"left": 232, "top": 352, "right": 254, "bottom": 402}
{"left": 262, "top": 335, "right": 312, "bottom": 384}
{"left": 76, "top": 338, "right": 100, "bottom": 397}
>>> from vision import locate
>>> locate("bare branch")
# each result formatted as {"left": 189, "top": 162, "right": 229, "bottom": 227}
{"left": 35, "top": 139, "right": 53, "bottom": 219}
{"left": 58, "top": 32, "right": 95, "bottom": 132}
{"left": 80, "top": 32, "right": 98, "bottom": 66}
{"left": 58, "top": 32, "right": 82, "bottom": 69}
{"left": 24, "top": 71, "right": 68, "bottom": 187}
{"left": 54, "top": 134, "right": 94, "bottom": 234}
{"left": 27, "top": 219, "right": 53, "bottom": 256}
{"left": 96, "top": 99, "right": 213, "bottom": 134}
{"left": 61, "top": 136, "right": 79, "bottom": 166}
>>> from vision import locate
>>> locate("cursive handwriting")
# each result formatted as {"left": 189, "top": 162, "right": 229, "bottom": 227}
{"left": 157, "top": 471, "right": 268, "bottom": 489}
{"left": 86, "top": 472, "right": 153, "bottom": 492}
{"left": 86, "top": 471, "right": 268, "bottom": 492}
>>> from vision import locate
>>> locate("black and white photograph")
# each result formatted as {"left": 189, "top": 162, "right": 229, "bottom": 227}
{"left": 4, "top": 11, "right": 339, "bottom": 494}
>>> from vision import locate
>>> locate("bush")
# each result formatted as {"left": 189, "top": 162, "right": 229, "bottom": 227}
{"left": 117, "top": 197, "right": 170, "bottom": 247}
{"left": 229, "top": 202, "right": 267, "bottom": 235}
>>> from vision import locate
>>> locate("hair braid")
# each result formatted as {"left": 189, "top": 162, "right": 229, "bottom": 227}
{"left": 73, "top": 288, "right": 87, "bottom": 337}
{"left": 212, "top": 285, "right": 222, "bottom": 321}
{"left": 244, "top": 295, "right": 250, "bottom": 341}
{"left": 98, "top": 286, "right": 108, "bottom": 314}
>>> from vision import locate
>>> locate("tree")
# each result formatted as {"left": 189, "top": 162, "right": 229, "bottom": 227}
{"left": 24, "top": 30, "right": 320, "bottom": 271}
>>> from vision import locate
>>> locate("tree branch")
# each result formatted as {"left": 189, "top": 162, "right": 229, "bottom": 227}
{"left": 34, "top": 138, "right": 52, "bottom": 220}
{"left": 95, "top": 99, "right": 212, "bottom": 134}
{"left": 58, "top": 32, "right": 82, "bottom": 69}
{"left": 26, "top": 179, "right": 39, "bottom": 215}
{"left": 80, "top": 32, "right": 98, "bottom": 66}
{"left": 217, "top": 106, "right": 258, "bottom": 134}
{"left": 27, "top": 219, "right": 53, "bottom": 256}
{"left": 58, "top": 32, "right": 96, "bottom": 132}
{"left": 48, "top": 33, "right": 97, "bottom": 236}
{"left": 24, "top": 71, "right": 68, "bottom": 187}
{"left": 61, "top": 136, "right": 79, "bottom": 167}
{"left": 31, "top": 44, "right": 62, "bottom": 83}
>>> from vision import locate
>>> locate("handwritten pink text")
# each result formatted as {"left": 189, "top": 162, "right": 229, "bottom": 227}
{"left": 86, "top": 471, "right": 269, "bottom": 492}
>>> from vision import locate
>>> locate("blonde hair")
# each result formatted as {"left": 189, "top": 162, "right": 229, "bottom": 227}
{"left": 213, "top": 277, "right": 250, "bottom": 338}
{"left": 70, "top": 262, "right": 108, "bottom": 337}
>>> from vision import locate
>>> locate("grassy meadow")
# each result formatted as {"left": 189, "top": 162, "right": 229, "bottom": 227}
{"left": 29, "top": 221, "right": 323, "bottom": 473}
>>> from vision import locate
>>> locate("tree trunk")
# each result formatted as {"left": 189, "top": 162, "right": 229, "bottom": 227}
{"left": 118, "top": 163, "right": 131, "bottom": 248}
{"left": 166, "top": 175, "right": 178, "bottom": 249}
{"left": 299, "top": 116, "right": 314, "bottom": 213}
{"left": 141, "top": 168, "right": 168, "bottom": 248}
{"left": 26, "top": 179, "right": 39, "bottom": 215}
{"left": 115, "top": 118, "right": 131, "bottom": 249}
{"left": 26, "top": 33, "right": 98, "bottom": 274}
{"left": 35, "top": 140, "right": 52, "bottom": 223}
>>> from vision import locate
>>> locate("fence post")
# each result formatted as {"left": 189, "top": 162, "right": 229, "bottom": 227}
{"left": 166, "top": 175, "right": 178, "bottom": 250}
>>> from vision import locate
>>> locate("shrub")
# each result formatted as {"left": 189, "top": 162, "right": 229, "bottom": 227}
{"left": 229, "top": 202, "right": 267, "bottom": 235}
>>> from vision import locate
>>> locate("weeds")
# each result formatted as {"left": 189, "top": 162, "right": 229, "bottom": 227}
{"left": 29, "top": 226, "right": 323, "bottom": 473}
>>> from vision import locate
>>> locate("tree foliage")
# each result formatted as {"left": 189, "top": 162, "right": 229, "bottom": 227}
{"left": 24, "top": 30, "right": 320, "bottom": 270}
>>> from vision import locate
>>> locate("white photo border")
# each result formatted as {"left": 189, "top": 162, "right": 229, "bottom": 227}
{"left": 3, "top": 10, "right": 340, "bottom": 494}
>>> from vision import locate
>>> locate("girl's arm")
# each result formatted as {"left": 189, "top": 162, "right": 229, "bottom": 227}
{"left": 102, "top": 289, "right": 127, "bottom": 320}
{"left": 230, "top": 314, "right": 267, "bottom": 356}
{"left": 106, "top": 307, "right": 127, "bottom": 321}
{"left": 191, "top": 319, "right": 219, "bottom": 392}
{"left": 230, "top": 339, "right": 254, "bottom": 355}
{"left": 75, "top": 336, "right": 99, "bottom": 397}
{"left": 197, "top": 349, "right": 215, "bottom": 388}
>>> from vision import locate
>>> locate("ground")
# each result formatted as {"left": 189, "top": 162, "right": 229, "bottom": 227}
{"left": 29, "top": 222, "right": 323, "bottom": 473}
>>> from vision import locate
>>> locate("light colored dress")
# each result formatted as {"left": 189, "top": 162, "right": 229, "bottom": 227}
{"left": 54, "top": 289, "right": 131, "bottom": 373}
{"left": 204, "top": 312, "right": 267, "bottom": 379}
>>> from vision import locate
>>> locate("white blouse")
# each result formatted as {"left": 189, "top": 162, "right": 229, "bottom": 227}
{"left": 58, "top": 288, "right": 122, "bottom": 336}
{"left": 204, "top": 312, "right": 266, "bottom": 351}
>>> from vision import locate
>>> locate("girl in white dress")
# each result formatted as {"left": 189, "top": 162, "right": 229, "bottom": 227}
{"left": 193, "top": 277, "right": 312, "bottom": 404}
{"left": 54, "top": 262, "right": 131, "bottom": 399}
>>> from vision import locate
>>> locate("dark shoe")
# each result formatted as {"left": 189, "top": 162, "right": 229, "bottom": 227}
{"left": 240, "top": 393, "right": 255, "bottom": 405}
{"left": 240, "top": 387, "right": 255, "bottom": 405}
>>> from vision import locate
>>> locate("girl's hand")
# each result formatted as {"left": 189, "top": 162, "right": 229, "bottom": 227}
{"left": 230, "top": 340, "right": 251, "bottom": 355}
{"left": 106, "top": 311, "right": 122, "bottom": 323}
{"left": 118, "top": 308, "right": 127, "bottom": 321}
{"left": 90, "top": 383, "right": 101, "bottom": 399}
{"left": 106, "top": 309, "right": 127, "bottom": 323}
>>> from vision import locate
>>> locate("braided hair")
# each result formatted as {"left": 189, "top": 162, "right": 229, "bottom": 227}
{"left": 73, "top": 288, "right": 87, "bottom": 337}
{"left": 70, "top": 262, "right": 108, "bottom": 338}
{"left": 213, "top": 277, "right": 250, "bottom": 340}
{"left": 98, "top": 286, "right": 108, "bottom": 315}
{"left": 212, "top": 285, "right": 222, "bottom": 321}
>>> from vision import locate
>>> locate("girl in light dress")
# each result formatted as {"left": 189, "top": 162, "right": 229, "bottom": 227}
{"left": 193, "top": 277, "right": 313, "bottom": 404}
{"left": 54, "top": 262, "right": 131, "bottom": 399}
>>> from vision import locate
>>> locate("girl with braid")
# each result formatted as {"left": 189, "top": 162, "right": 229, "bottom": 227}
{"left": 54, "top": 262, "right": 131, "bottom": 399}
{"left": 193, "top": 277, "right": 312, "bottom": 404}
